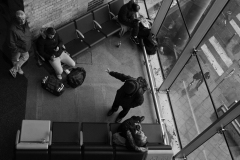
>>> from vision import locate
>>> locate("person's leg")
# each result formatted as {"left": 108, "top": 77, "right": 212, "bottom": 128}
{"left": 10, "top": 52, "right": 21, "bottom": 77}
{"left": 116, "top": 107, "right": 130, "bottom": 123}
{"left": 17, "top": 52, "right": 29, "bottom": 74}
{"left": 107, "top": 93, "right": 121, "bottom": 116}
{"left": 130, "top": 21, "right": 140, "bottom": 44}
{"left": 60, "top": 51, "right": 75, "bottom": 67}
{"left": 49, "top": 57, "right": 63, "bottom": 79}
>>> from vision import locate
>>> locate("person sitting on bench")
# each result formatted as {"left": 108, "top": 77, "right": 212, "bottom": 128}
{"left": 37, "top": 27, "right": 75, "bottom": 80}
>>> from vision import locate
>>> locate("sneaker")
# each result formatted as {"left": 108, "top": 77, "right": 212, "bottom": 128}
{"left": 56, "top": 75, "right": 62, "bottom": 80}
{"left": 140, "top": 116, "right": 145, "bottom": 122}
{"left": 18, "top": 68, "right": 24, "bottom": 75}
{"left": 9, "top": 67, "right": 17, "bottom": 78}
{"left": 115, "top": 117, "right": 123, "bottom": 123}
{"left": 130, "top": 36, "right": 139, "bottom": 45}
{"left": 64, "top": 69, "right": 70, "bottom": 75}
{"left": 107, "top": 110, "right": 114, "bottom": 116}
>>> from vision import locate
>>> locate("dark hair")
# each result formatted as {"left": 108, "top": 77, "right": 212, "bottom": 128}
{"left": 137, "top": 77, "right": 148, "bottom": 91}
{"left": 132, "top": 3, "right": 140, "bottom": 12}
{"left": 46, "top": 27, "right": 56, "bottom": 35}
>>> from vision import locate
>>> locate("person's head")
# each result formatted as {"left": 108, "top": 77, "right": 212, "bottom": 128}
{"left": 132, "top": 3, "right": 140, "bottom": 12}
{"left": 16, "top": 10, "right": 26, "bottom": 25}
{"left": 46, "top": 27, "right": 56, "bottom": 39}
{"left": 133, "top": 129, "right": 147, "bottom": 147}
{"left": 204, "top": 72, "right": 210, "bottom": 79}
{"left": 137, "top": 77, "right": 148, "bottom": 92}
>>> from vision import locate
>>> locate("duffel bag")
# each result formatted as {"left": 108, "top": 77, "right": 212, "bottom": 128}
{"left": 67, "top": 67, "right": 86, "bottom": 88}
{"left": 41, "top": 75, "right": 64, "bottom": 96}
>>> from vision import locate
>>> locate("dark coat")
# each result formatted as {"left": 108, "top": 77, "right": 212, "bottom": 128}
{"left": 109, "top": 71, "right": 145, "bottom": 109}
{"left": 118, "top": 1, "right": 136, "bottom": 26}
{"left": 36, "top": 32, "right": 63, "bottom": 60}
{"left": 4, "top": 19, "right": 32, "bottom": 56}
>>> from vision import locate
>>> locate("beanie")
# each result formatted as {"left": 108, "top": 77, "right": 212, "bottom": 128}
{"left": 123, "top": 81, "right": 137, "bottom": 95}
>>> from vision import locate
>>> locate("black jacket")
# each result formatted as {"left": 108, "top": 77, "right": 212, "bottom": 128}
{"left": 37, "top": 32, "right": 63, "bottom": 60}
{"left": 109, "top": 71, "right": 145, "bottom": 108}
{"left": 5, "top": 20, "right": 32, "bottom": 55}
{"left": 118, "top": 1, "right": 136, "bottom": 26}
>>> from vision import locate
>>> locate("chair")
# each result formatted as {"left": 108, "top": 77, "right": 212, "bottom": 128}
{"left": 50, "top": 122, "right": 81, "bottom": 160}
{"left": 93, "top": 5, "right": 121, "bottom": 37}
{"left": 75, "top": 13, "right": 106, "bottom": 47}
{"left": 56, "top": 22, "right": 89, "bottom": 58}
{"left": 141, "top": 124, "right": 173, "bottom": 160}
{"left": 81, "top": 122, "right": 113, "bottom": 160}
{"left": 110, "top": 123, "right": 146, "bottom": 160}
{"left": 108, "top": 0, "right": 130, "bottom": 37}
{"left": 15, "top": 120, "right": 51, "bottom": 160}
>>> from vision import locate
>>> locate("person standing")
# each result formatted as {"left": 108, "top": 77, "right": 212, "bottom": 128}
{"left": 6, "top": 10, "right": 32, "bottom": 78}
{"left": 118, "top": 0, "right": 141, "bottom": 44}
{"left": 106, "top": 68, "right": 148, "bottom": 123}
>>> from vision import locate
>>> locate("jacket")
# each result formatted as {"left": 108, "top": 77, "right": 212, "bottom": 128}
{"left": 118, "top": 1, "right": 136, "bottom": 26}
{"left": 109, "top": 71, "right": 144, "bottom": 108}
{"left": 6, "top": 20, "right": 32, "bottom": 55}
{"left": 37, "top": 32, "right": 63, "bottom": 60}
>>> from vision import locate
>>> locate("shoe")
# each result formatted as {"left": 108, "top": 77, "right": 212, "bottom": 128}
{"left": 18, "top": 68, "right": 24, "bottom": 75}
{"left": 115, "top": 117, "right": 122, "bottom": 123}
{"left": 107, "top": 110, "right": 114, "bottom": 116}
{"left": 9, "top": 67, "right": 17, "bottom": 78}
{"left": 130, "top": 36, "right": 139, "bottom": 45}
{"left": 140, "top": 116, "right": 145, "bottom": 122}
{"left": 56, "top": 75, "right": 62, "bottom": 80}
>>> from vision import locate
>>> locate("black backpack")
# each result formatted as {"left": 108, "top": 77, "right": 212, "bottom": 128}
{"left": 41, "top": 75, "right": 65, "bottom": 96}
{"left": 67, "top": 67, "right": 86, "bottom": 88}
{"left": 143, "top": 36, "right": 158, "bottom": 55}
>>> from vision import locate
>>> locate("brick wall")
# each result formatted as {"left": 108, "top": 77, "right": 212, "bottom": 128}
{"left": 23, "top": 0, "right": 113, "bottom": 38}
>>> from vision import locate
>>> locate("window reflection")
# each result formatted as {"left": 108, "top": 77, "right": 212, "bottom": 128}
{"left": 144, "top": 0, "right": 163, "bottom": 20}
{"left": 187, "top": 133, "right": 232, "bottom": 160}
{"left": 169, "top": 56, "right": 217, "bottom": 148}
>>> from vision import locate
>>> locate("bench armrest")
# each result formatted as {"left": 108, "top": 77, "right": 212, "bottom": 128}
{"left": 93, "top": 20, "right": 102, "bottom": 29}
{"left": 16, "top": 130, "right": 20, "bottom": 145}
{"left": 76, "top": 29, "right": 85, "bottom": 39}
{"left": 109, "top": 12, "right": 117, "bottom": 20}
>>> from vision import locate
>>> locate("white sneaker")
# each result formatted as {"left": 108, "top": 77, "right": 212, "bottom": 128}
{"left": 18, "top": 68, "right": 24, "bottom": 75}
{"left": 56, "top": 75, "right": 62, "bottom": 80}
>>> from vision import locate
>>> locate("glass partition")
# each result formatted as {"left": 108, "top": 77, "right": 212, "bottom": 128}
{"left": 144, "top": 0, "right": 163, "bottom": 19}
{"left": 169, "top": 56, "right": 217, "bottom": 148}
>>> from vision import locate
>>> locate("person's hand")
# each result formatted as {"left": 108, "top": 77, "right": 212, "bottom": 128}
{"left": 50, "top": 55, "right": 55, "bottom": 61}
{"left": 54, "top": 46, "right": 59, "bottom": 51}
{"left": 105, "top": 68, "right": 110, "bottom": 74}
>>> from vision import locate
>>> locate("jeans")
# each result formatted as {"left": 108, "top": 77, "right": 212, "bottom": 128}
{"left": 11, "top": 52, "right": 29, "bottom": 70}
{"left": 49, "top": 51, "right": 75, "bottom": 75}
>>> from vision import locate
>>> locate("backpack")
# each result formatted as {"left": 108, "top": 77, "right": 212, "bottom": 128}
{"left": 143, "top": 35, "right": 158, "bottom": 55}
{"left": 41, "top": 75, "right": 65, "bottom": 96}
{"left": 67, "top": 67, "right": 86, "bottom": 88}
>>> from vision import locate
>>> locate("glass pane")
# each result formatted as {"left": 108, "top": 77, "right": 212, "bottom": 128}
{"left": 157, "top": 0, "right": 190, "bottom": 78}
{"left": 217, "top": 106, "right": 240, "bottom": 160}
{"left": 196, "top": 0, "right": 240, "bottom": 113}
{"left": 169, "top": 56, "right": 217, "bottom": 148}
{"left": 178, "top": 0, "right": 214, "bottom": 35}
{"left": 187, "top": 133, "right": 232, "bottom": 160}
{"left": 144, "top": 0, "right": 163, "bottom": 20}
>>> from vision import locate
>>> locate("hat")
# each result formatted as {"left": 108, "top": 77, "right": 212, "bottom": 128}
{"left": 123, "top": 81, "right": 137, "bottom": 95}
{"left": 46, "top": 27, "right": 56, "bottom": 35}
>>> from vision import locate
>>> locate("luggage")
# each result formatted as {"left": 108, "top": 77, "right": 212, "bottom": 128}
{"left": 67, "top": 67, "right": 86, "bottom": 88}
{"left": 143, "top": 36, "right": 158, "bottom": 55}
{"left": 41, "top": 75, "right": 65, "bottom": 96}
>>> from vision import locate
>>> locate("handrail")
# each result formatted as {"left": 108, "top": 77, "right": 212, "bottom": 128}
{"left": 140, "top": 39, "right": 170, "bottom": 145}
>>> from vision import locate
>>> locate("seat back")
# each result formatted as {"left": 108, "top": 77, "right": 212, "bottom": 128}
{"left": 109, "top": 0, "right": 124, "bottom": 16}
{"left": 57, "top": 22, "right": 77, "bottom": 44}
{"left": 110, "top": 123, "right": 121, "bottom": 134}
{"left": 93, "top": 5, "right": 110, "bottom": 24}
{"left": 141, "top": 124, "right": 164, "bottom": 144}
{"left": 75, "top": 13, "right": 94, "bottom": 34}
{"left": 82, "top": 122, "right": 110, "bottom": 144}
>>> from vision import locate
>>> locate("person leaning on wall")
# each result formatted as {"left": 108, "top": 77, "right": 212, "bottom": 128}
{"left": 4, "top": 10, "right": 32, "bottom": 78}
{"left": 106, "top": 68, "right": 148, "bottom": 123}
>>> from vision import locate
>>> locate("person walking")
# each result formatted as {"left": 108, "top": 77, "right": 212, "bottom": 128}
{"left": 5, "top": 10, "right": 32, "bottom": 78}
{"left": 106, "top": 68, "right": 148, "bottom": 123}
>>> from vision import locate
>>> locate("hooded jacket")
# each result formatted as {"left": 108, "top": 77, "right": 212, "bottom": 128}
{"left": 36, "top": 32, "right": 63, "bottom": 60}
{"left": 118, "top": 0, "right": 137, "bottom": 26}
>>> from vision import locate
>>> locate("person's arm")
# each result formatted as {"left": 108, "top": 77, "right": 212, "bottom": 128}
{"left": 106, "top": 68, "right": 133, "bottom": 82}
{"left": 9, "top": 29, "right": 20, "bottom": 55}
{"left": 37, "top": 38, "right": 52, "bottom": 60}
{"left": 131, "top": 94, "right": 144, "bottom": 108}
{"left": 118, "top": 5, "right": 132, "bottom": 24}
{"left": 126, "top": 130, "right": 148, "bottom": 152}
{"left": 57, "top": 33, "right": 64, "bottom": 48}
